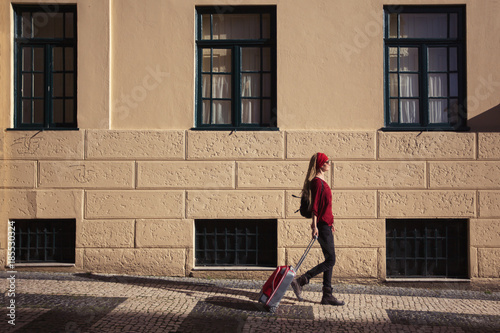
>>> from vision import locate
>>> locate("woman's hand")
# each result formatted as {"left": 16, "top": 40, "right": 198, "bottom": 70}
{"left": 331, "top": 225, "right": 336, "bottom": 233}
{"left": 311, "top": 218, "right": 319, "bottom": 238}
{"left": 312, "top": 226, "right": 319, "bottom": 238}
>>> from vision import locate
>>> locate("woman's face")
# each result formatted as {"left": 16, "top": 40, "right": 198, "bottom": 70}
{"left": 320, "top": 160, "right": 330, "bottom": 172}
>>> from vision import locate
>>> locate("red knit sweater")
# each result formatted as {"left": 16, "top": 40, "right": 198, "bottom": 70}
{"left": 311, "top": 177, "right": 334, "bottom": 226}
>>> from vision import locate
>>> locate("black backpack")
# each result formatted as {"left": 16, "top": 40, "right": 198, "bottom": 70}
{"left": 294, "top": 180, "right": 323, "bottom": 218}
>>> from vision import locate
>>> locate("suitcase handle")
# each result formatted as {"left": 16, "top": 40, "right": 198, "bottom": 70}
{"left": 294, "top": 236, "right": 317, "bottom": 273}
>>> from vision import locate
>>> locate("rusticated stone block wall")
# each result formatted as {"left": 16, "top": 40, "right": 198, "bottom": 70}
{"left": 1, "top": 130, "right": 499, "bottom": 280}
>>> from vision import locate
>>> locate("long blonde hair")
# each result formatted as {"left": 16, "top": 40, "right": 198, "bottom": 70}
{"left": 301, "top": 153, "right": 318, "bottom": 210}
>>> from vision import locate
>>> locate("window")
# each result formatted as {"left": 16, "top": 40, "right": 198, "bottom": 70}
{"left": 195, "top": 219, "right": 277, "bottom": 267}
{"left": 14, "top": 5, "right": 77, "bottom": 129}
{"left": 384, "top": 6, "right": 466, "bottom": 131}
{"left": 195, "top": 6, "right": 277, "bottom": 130}
{"left": 14, "top": 219, "right": 76, "bottom": 263}
{"left": 386, "top": 219, "right": 468, "bottom": 278}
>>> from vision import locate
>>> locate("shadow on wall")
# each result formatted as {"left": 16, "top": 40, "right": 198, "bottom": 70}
{"left": 468, "top": 103, "right": 500, "bottom": 132}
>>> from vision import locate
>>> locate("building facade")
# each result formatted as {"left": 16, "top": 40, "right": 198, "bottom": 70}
{"left": 1, "top": 0, "right": 499, "bottom": 283}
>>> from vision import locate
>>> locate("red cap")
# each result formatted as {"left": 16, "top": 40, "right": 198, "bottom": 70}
{"left": 316, "top": 152, "right": 329, "bottom": 171}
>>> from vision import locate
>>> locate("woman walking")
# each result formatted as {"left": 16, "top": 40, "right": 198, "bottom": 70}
{"left": 291, "top": 152, "right": 344, "bottom": 306}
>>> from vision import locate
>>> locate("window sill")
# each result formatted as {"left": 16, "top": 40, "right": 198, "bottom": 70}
{"left": 6, "top": 128, "right": 80, "bottom": 131}
{"left": 193, "top": 266, "right": 276, "bottom": 271}
{"left": 9, "top": 263, "right": 75, "bottom": 267}
{"left": 379, "top": 126, "right": 470, "bottom": 132}
{"left": 190, "top": 127, "right": 280, "bottom": 132}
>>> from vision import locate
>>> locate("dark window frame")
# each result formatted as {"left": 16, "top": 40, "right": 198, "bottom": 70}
{"left": 195, "top": 6, "right": 277, "bottom": 131}
{"left": 383, "top": 5, "right": 467, "bottom": 131}
{"left": 195, "top": 219, "right": 277, "bottom": 267}
{"left": 386, "top": 219, "right": 469, "bottom": 279}
{"left": 14, "top": 219, "right": 76, "bottom": 264}
{"left": 13, "top": 5, "right": 78, "bottom": 130}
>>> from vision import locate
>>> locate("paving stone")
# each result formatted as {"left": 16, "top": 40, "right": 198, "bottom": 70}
{"left": 0, "top": 272, "right": 498, "bottom": 333}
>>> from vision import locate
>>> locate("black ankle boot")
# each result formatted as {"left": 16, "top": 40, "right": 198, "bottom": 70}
{"left": 320, "top": 286, "right": 345, "bottom": 306}
{"left": 291, "top": 275, "right": 309, "bottom": 301}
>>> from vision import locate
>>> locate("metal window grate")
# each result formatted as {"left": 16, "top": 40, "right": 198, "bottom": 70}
{"left": 14, "top": 219, "right": 76, "bottom": 263}
{"left": 195, "top": 219, "right": 277, "bottom": 267}
{"left": 386, "top": 219, "right": 468, "bottom": 278}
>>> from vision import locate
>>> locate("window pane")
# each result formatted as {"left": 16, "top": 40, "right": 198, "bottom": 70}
{"left": 22, "top": 100, "right": 32, "bottom": 124}
{"left": 65, "top": 12, "right": 74, "bottom": 38}
{"left": 53, "top": 99, "right": 64, "bottom": 123}
{"left": 202, "top": 14, "right": 211, "bottom": 40}
{"left": 450, "top": 73, "right": 458, "bottom": 97}
{"left": 400, "top": 99, "right": 419, "bottom": 123}
{"left": 33, "top": 73, "right": 44, "bottom": 98}
{"left": 429, "top": 99, "right": 447, "bottom": 123}
{"left": 202, "top": 100, "right": 210, "bottom": 124}
{"left": 389, "top": 13, "right": 398, "bottom": 38}
{"left": 399, "top": 48, "right": 418, "bottom": 72}
{"left": 212, "top": 101, "right": 231, "bottom": 124}
{"left": 65, "top": 73, "right": 74, "bottom": 97}
{"left": 22, "top": 47, "right": 32, "bottom": 71}
{"left": 212, "top": 75, "right": 231, "bottom": 98}
{"left": 241, "top": 74, "right": 260, "bottom": 97}
{"left": 212, "top": 14, "right": 260, "bottom": 40}
{"left": 399, "top": 14, "right": 447, "bottom": 38}
{"left": 449, "top": 13, "right": 458, "bottom": 38}
{"left": 449, "top": 99, "right": 459, "bottom": 125}
{"left": 202, "top": 74, "right": 210, "bottom": 98}
{"left": 428, "top": 74, "right": 448, "bottom": 97}
{"left": 389, "top": 47, "right": 398, "bottom": 71}
{"left": 449, "top": 47, "right": 457, "bottom": 71}
{"left": 390, "top": 99, "right": 399, "bottom": 123}
{"left": 34, "top": 48, "right": 44, "bottom": 71}
{"left": 242, "top": 48, "right": 260, "bottom": 71}
{"left": 428, "top": 48, "right": 447, "bottom": 72}
{"left": 262, "top": 48, "right": 271, "bottom": 71}
{"left": 22, "top": 74, "right": 32, "bottom": 97}
{"left": 262, "top": 73, "right": 271, "bottom": 97}
{"left": 33, "top": 12, "right": 64, "bottom": 38}
{"left": 212, "top": 49, "right": 231, "bottom": 72}
{"left": 262, "top": 14, "right": 270, "bottom": 39}
{"left": 262, "top": 99, "right": 271, "bottom": 125}
{"left": 22, "top": 12, "right": 32, "bottom": 38}
{"left": 53, "top": 73, "right": 63, "bottom": 97}
{"left": 53, "top": 47, "right": 63, "bottom": 71}
{"left": 65, "top": 47, "right": 74, "bottom": 71}
{"left": 65, "top": 99, "right": 74, "bottom": 123}
{"left": 33, "top": 99, "right": 44, "bottom": 123}
{"left": 389, "top": 74, "right": 398, "bottom": 97}
{"left": 241, "top": 100, "right": 260, "bottom": 124}
{"left": 399, "top": 74, "right": 419, "bottom": 97}
{"left": 202, "top": 49, "right": 211, "bottom": 72}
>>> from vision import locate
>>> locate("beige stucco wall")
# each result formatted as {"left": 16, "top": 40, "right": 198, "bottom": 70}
{"left": 1, "top": 0, "right": 500, "bottom": 281}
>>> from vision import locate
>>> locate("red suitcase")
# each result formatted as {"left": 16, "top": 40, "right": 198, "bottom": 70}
{"left": 258, "top": 237, "right": 316, "bottom": 313}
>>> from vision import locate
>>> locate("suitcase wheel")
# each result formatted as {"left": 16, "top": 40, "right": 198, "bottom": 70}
{"left": 268, "top": 305, "right": 278, "bottom": 314}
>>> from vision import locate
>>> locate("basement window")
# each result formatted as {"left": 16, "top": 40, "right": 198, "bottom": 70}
{"left": 195, "top": 219, "right": 277, "bottom": 267}
{"left": 14, "top": 219, "right": 76, "bottom": 264}
{"left": 386, "top": 219, "right": 468, "bottom": 278}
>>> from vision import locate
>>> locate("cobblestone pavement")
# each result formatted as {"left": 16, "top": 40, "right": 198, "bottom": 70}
{"left": 1, "top": 272, "right": 499, "bottom": 333}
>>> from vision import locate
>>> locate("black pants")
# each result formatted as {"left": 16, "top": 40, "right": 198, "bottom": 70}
{"left": 304, "top": 222, "right": 336, "bottom": 288}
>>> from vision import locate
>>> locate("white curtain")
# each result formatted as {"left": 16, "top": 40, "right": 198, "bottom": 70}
{"left": 241, "top": 73, "right": 260, "bottom": 124}
{"left": 428, "top": 74, "right": 447, "bottom": 123}
{"left": 213, "top": 76, "right": 231, "bottom": 124}
{"left": 201, "top": 75, "right": 231, "bottom": 125}
{"left": 399, "top": 74, "right": 419, "bottom": 123}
